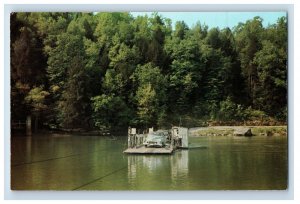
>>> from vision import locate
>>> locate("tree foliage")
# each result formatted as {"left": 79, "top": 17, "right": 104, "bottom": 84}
{"left": 10, "top": 12, "right": 288, "bottom": 132}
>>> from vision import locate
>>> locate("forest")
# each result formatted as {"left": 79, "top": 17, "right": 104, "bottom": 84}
{"left": 10, "top": 12, "right": 287, "bottom": 133}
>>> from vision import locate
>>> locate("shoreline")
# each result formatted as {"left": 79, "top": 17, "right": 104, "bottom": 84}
{"left": 12, "top": 125, "right": 287, "bottom": 137}
{"left": 189, "top": 126, "right": 287, "bottom": 137}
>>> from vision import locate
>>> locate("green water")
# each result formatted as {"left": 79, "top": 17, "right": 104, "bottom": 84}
{"left": 11, "top": 134, "right": 287, "bottom": 190}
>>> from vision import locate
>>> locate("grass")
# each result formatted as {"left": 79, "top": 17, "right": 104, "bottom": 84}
{"left": 192, "top": 126, "right": 287, "bottom": 137}
{"left": 195, "top": 128, "right": 234, "bottom": 136}
{"left": 250, "top": 126, "right": 287, "bottom": 136}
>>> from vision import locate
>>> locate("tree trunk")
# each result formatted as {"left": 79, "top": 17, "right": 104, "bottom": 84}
{"left": 34, "top": 114, "right": 39, "bottom": 133}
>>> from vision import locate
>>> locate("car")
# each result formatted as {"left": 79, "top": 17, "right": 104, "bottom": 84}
{"left": 143, "top": 130, "right": 168, "bottom": 147}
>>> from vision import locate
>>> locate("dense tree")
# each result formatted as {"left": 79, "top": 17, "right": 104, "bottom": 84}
{"left": 11, "top": 13, "right": 47, "bottom": 124}
{"left": 91, "top": 94, "right": 131, "bottom": 131}
{"left": 165, "top": 28, "right": 203, "bottom": 114}
{"left": 47, "top": 24, "right": 90, "bottom": 128}
{"left": 132, "top": 63, "right": 167, "bottom": 127}
{"left": 10, "top": 12, "right": 288, "bottom": 133}
{"left": 24, "top": 86, "right": 50, "bottom": 131}
{"left": 235, "top": 16, "right": 287, "bottom": 119}
{"left": 254, "top": 40, "right": 287, "bottom": 118}
{"left": 235, "top": 17, "right": 264, "bottom": 107}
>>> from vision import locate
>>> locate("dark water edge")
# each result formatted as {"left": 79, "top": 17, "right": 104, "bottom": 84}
{"left": 11, "top": 134, "right": 287, "bottom": 190}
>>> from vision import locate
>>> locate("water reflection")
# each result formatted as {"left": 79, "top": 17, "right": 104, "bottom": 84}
{"left": 25, "top": 137, "right": 32, "bottom": 162}
{"left": 170, "top": 150, "right": 189, "bottom": 181}
{"left": 127, "top": 150, "right": 189, "bottom": 188}
{"left": 127, "top": 156, "right": 137, "bottom": 184}
{"left": 11, "top": 135, "right": 287, "bottom": 190}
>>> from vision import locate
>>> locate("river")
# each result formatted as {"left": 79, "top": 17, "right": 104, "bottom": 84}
{"left": 11, "top": 134, "right": 287, "bottom": 190}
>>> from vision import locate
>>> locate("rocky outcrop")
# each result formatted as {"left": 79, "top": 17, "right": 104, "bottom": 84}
{"left": 233, "top": 127, "right": 252, "bottom": 136}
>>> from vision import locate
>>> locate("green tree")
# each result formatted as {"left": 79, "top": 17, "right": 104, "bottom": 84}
{"left": 132, "top": 63, "right": 167, "bottom": 127}
{"left": 253, "top": 40, "right": 287, "bottom": 118}
{"left": 47, "top": 29, "right": 89, "bottom": 128}
{"left": 235, "top": 17, "right": 264, "bottom": 107}
{"left": 25, "top": 86, "right": 50, "bottom": 131}
{"left": 218, "top": 27, "right": 246, "bottom": 104}
{"left": 146, "top": 13, "right": 169, "bottom": 68}
{"left": 132, "top": 15, "right": 151, "bottom": 63}
{"left": 165, "top": 28, "right": 204, "bottom": 114}
{"left": 11, "top": 13, "right": 48, "bottom": 124}
{"left": 91, "top": 94, "right": 131, "bottom": 131}
{"left": 10, "top": 12, "right": 288, "bottom": 133}
{"left": 107, "top": 36, "right": 140, "bottom": 96}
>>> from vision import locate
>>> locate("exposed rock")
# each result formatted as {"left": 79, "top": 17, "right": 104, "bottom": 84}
{"left": 266, "top": 130, "right": 273, "bottom": 136}
{"left": 233, "top": 127, "right": 252, "bottom": 136}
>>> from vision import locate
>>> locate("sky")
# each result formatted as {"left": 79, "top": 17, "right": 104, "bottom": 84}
{"left": 131, "top": 12, "right": 286, "bottom": 30}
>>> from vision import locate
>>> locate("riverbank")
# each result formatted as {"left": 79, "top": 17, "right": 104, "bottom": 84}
{"left": 11, "top": 129, "right": 119, "bottom": 137}
{"left": 189, "top": 126, "right": 287, "bottom": 137}
{"left": 12, "top": 125, "right": 287, "bottom": 137}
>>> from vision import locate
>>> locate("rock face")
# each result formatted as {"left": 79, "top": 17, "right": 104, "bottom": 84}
{"left": 233, "top": 127, "right": 252, "bottom": 136}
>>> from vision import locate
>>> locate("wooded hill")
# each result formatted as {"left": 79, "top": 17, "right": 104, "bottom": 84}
{"left": 10, "top": 12, "right": 287, "bottom": 132}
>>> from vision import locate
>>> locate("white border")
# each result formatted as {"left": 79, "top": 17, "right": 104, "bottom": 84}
{"left": 2, "top": 2, "right": 296, "bottom": 201}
